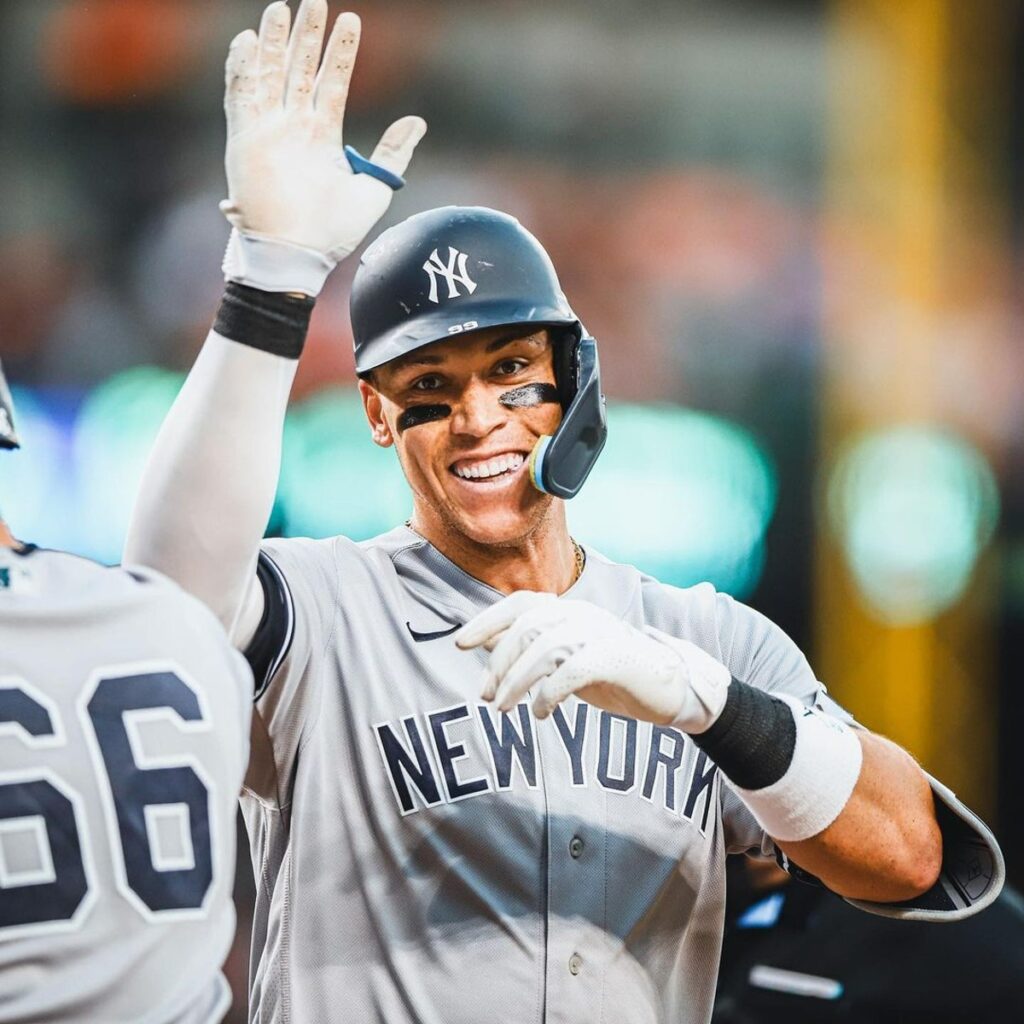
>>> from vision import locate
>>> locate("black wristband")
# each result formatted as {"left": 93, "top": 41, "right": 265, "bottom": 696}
{"left": 691, "top": 679, "right": 796, "bottom": 790}
{"left": 213, "top": 282, "right": 315, "bottom": 359}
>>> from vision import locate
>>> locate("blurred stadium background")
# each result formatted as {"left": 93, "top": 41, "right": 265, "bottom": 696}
{"left": 1, "top": 0, "right": 1022, "bottom": 1016}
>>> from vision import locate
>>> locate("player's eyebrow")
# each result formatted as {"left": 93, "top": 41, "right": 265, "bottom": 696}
{"left": 392, "top": 331, "right": 545, "bottom": 371}
{"left": 484, "top": 330, "right": 543, "bottom": 353}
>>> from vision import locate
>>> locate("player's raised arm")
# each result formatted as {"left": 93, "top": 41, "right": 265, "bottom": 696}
{"left": 124, "top": 0, "right": 425, "bottom": 645}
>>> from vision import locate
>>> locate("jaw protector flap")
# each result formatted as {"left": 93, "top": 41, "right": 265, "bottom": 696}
{"left": 529, "top": 334, "right": 607, "bottom": 500}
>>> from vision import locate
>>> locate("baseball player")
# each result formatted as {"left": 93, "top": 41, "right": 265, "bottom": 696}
{"left": 125, "top": 2, "right": 1004, "bottom": 1022}
{"left": 0, "top": 361, "right": 253, "bottom": 1022}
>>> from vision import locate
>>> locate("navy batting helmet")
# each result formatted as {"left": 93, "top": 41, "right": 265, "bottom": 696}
{"left": 350, "top": 206, "right": 606, "bottom": 500}
{"left": 0, "top": 360, "right": 19, "bottom": 451}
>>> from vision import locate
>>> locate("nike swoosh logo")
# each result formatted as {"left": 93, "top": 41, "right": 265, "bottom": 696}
{"left": 406, "top": 621, "right": 462, "bottom": 643}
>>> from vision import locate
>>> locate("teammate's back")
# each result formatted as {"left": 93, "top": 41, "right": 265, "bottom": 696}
{"left": 0, "top": 545, "right": 252, "bottom": 1023}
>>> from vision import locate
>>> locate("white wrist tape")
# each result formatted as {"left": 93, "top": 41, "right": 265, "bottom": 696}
{"left": 222, "top": 229, "right": 335, "bottom": 298}
{"left": 728, "top": 694, "right": 863, "bottom": 842}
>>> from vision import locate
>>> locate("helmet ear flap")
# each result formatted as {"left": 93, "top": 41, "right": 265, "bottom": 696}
{"left": 551, "top": 328, "right": 580, "bottom": 410}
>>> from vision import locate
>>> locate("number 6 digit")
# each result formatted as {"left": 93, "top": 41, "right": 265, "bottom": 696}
{"left": 0, "top": 682, "right": 94, "bottom": 935}
{"left": 84, "top": 667, "right": 215, "bottom": 918}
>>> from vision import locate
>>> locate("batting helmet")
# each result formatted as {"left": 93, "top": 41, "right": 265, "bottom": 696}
{"left": 350, "top": 206, "right": 606, "bottom": 500}
{"left": 0, "top": 360, "right": 19, "bottom": 451}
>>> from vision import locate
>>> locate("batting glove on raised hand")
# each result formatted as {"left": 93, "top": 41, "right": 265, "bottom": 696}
{"left": 455, "top": 591, "right": 732, "bottom": 732}
{"left": 221, "top": 0, "right": 426, "bottom": 296}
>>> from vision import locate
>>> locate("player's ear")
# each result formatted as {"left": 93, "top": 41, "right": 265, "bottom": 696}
{"left": 358, "top": 378, "right": 394, "bottom": 448}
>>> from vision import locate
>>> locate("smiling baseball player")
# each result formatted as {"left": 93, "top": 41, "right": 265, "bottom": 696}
{"left": 125, "top": 3, "right": 1003, "bottom": 1022}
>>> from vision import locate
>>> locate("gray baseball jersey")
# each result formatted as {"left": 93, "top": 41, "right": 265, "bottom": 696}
{"left": 242, "top": 525, "right": 1002, "bottom": 1024}
{"left": 0, "top": 545, "right": 252, "bottom": 1023}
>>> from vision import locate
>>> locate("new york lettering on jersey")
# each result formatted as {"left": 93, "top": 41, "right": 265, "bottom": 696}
{"left": 374, "top": 696, "right": 719, "bottom": 835}
{"left": 0, "top": 546, "right": 251, "bottom": 1024}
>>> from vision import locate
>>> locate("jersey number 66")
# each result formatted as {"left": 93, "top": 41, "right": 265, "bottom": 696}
{"left": 0, "top": 667, "right": 216, "bottom": 936}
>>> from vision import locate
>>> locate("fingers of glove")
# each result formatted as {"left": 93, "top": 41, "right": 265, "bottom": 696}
{"left": 313, "top": 11, "right": 360, "bottom": 140}
{"left": 484, "top": 602, "right": 568, "bottom": 696}
{"left": 224, "top": 30, "right": 259, "bottom": 136}
{"left": 284, "top": 0, "right": 328, "bottom": 111}
{"left": 480, "top": 652, "right": 505, "bottom": 702}
{"left": 493, "top": 629, "right": 577, "bottom": 712}
{"left": 455, "top": 591, "right": 550, "bottom": 651}
{"left": 533, "top": 644, "right": 615, "bottom": 719}
{"left": 256, "top": 1, "right": 290, "bottom": 112}
{"left": 369, "top": 115, "right": 428, "bottom": 177}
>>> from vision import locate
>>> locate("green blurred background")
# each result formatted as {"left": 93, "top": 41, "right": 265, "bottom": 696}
{"left": 1, "top": 0, "right": 1022, "bottom": 1015}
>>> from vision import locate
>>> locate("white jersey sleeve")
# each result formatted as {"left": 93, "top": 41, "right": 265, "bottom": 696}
{"left": 0, "top": 545, "right": 252, "bottom": 1024}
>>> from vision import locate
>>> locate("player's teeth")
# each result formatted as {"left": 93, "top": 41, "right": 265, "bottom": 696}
{"left": 454, "top": 453, "right": 524, "bottom": 479}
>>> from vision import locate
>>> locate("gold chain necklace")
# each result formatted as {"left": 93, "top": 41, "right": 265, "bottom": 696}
{"left": 571, "top": 538, "right": 585, "bottom": 585}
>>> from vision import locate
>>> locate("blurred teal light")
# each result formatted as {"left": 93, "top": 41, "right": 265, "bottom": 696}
{"left": 827, "top": 425, "right": 999, "bottom": 626}
{"left": 72, "top": 366, "right": 185, "bottom": 564}
{"left": 278, "top": 388, "right": 411, "bottom": 539}
{"left": 568, "top": 403, "right": 777, "bottom": 597}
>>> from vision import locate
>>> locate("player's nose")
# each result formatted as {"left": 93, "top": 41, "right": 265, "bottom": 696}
{"left": 449, "top": 378, "right": 508, "bottom": 438}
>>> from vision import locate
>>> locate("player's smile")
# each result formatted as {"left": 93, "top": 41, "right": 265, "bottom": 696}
{"left": 449, "top": 450, "right": 528, "bottom": 483}
{"left": 439, "top": 439, "right": 538, "bottom": 514}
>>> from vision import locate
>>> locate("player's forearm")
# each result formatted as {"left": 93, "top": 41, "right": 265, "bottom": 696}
{"left": 690, "top": 681, "right": 942, "bottom": 903}
{"left": 777, "top": 731, "right": 942, "bottom": 902}
{"left": 125, "top": 313, "right": 299, "bottom": 635}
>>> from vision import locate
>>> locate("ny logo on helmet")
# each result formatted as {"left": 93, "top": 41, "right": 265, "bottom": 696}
{"left": 423, "top": 247, "right": 478, "bottom": 304}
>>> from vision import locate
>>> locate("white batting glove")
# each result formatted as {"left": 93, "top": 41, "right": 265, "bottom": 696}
{"left": 455, "top": 591, "right": 732, "bottom": 730}
{"left": 221, "top": 0, "right": 427, "bottom": 296}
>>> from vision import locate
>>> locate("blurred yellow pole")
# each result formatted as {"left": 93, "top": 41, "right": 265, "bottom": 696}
{"left": 819, "top": 0, "right": 998, "bottom": 815}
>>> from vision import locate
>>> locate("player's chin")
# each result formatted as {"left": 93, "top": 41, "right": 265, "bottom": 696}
{"left": 441, "top": 467, "right": 545, "bottom": 543}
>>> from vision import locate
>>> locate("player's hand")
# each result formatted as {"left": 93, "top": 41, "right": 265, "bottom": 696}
{"left": 455, "top": 591, "right": 732, "bottom": 730}
{"left": 221, "top": 0, "right": 426, "bottom": 295}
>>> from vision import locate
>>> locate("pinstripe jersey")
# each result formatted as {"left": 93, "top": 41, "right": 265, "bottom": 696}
{"left": 241, "top": 525, "right": 1002, "bottom": 1024}
{"left": 0, "top": 545, "right": 252, "bottom": 1023}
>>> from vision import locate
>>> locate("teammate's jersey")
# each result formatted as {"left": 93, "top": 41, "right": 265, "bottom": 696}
{"left": 242, "top": 526, "right": 1001, "bottom": 1024}
{"left": 0, "top": 545, "right": 252, "bottom": 1024}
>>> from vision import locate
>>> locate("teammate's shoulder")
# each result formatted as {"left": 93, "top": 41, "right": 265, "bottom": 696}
{"left": 118, "top": 560, "right": 242, "bottom": 635}
{"left": 5, "top": 544, "right": 168, "bottom": 595}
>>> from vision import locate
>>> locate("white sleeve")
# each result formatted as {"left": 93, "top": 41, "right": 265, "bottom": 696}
{"left": 123, "top": 330, "right": 297, "bottom": 647}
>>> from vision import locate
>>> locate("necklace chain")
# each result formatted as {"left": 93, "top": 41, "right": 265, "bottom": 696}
{"left": 571, "top": 539, "right": 585, "bottom": 585}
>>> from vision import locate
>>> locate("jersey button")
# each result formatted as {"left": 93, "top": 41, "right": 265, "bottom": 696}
{"left": 569, "top": 836, "right": 584, "bottom": 859}
{"left": 568, "top": 953, "right": 583, "bottom": 976}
